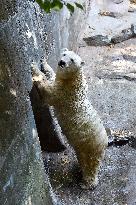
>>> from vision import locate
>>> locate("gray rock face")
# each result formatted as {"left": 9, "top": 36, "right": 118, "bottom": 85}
{"left": 0, "top": 0, "right": 89, "bottom": 204}
{"left": 0, "top": 0, "right": 87, "bottom": 154}
{"left": 79, "top": 39, "right": 136, "bottom": 131}
{"left": 30, "top": 73, "right": 66, "bottom": 152}
{"left": 83, "top": 35, "right": 111, "bottom": 46}
{"left": 45, "top": 143, "right": 136, "bottom": 205}
{"left": 0, "top": 8, "right": 53, "bottom": 205}
{"left": 29, "top": 1, "right": 87, "bottom": 152}
{"left": 96, "top": 0, "right": 130, "bottom": 14}
{"left": 83, "top": 1, "right": 136, "bottom": 46}
{"left": 132, "top": 23, "right": 136, "bottom": 34}
{"left": 0, "top": 0, "right": 17, "bottom": 21}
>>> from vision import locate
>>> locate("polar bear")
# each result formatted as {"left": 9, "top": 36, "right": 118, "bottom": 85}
{"left": 32, "top": 49, "right": 108, "bottom": 189}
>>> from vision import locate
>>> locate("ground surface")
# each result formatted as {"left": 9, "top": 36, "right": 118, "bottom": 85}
{"left": 78, "top": 39, "right": 136, "bottom": 133}
{"left": 44, "top": 141, "right": 136, "bottom": 205}
{"left": 43, "top": 8, "right": 136, "bottom": 205}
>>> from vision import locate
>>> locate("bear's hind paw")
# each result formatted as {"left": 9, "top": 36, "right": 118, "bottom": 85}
{"left": 80, "top": 177, "right": 98, "bottom": 190}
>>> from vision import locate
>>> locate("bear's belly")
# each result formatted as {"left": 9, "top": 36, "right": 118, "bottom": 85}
{"left": 54, "top": 99, "right": 108, "bottom": 149}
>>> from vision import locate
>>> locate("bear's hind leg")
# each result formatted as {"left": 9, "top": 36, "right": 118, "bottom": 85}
{"left": 77, "top": 148, "right": 104, "bottom": 190}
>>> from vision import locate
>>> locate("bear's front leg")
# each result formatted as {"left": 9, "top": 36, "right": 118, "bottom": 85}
{"left": 31, "top": 63, "right": 54, "bottom": 106}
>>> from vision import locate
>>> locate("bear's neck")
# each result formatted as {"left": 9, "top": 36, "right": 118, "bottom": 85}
{"left": 55, "top": 70, "right": 83, "bottom": 85}
{"left": 54, "top": 69, "right": 88, "bottom": 110}
{"left": 55, "top": 70, "right": 87, "bottom": 101}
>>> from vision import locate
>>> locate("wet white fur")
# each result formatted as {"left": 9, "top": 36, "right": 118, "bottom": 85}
{"left": 32, "top": 50, "right": 108, "bottom": 189}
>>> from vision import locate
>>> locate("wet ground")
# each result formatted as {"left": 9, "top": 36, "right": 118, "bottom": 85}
{"left": 43, "top": 139, "right": 136, "bottom": 205}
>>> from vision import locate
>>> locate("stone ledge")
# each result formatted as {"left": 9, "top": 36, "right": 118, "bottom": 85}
{"left": 83, "top": 5, "right": 136, "bottom": 46}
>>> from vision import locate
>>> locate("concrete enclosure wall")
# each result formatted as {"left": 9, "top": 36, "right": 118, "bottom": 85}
{"left": 0, "top": 0, "right": 88, "bottom": 204}
{"left": 29, "top": 0, "right": 88, "bottom": 153}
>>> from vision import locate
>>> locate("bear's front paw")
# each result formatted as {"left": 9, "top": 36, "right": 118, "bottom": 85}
{"left": 31, "top": 63, "right": 39, "bottom": 76}
{"left": 31, "top": 63, "right": 46, "bottom": 83}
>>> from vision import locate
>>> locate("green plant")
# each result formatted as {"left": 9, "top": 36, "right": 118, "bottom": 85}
{"left": 35, "top": 0, "right": 84, "bottom": 14}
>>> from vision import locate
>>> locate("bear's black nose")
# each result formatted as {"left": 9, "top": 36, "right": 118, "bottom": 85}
{"left": 58, "top": 60, "right": 66, "bottom": 67}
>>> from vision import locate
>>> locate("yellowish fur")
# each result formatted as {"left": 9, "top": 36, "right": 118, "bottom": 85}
{"left": 32, "top": 50, "right": 108, "bottom": 189}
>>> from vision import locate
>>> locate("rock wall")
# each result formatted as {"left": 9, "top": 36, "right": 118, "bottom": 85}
{"left": 0, "top": 1, "right": 56, "bottom": 204}
{"left": 29, "top": 0, "right": 88, "bottom": 152}
{"left": 95, "top": 0, "right": 130, "bottom": 15}
{"left": 0, "top": 0, "right": 88, "bottom": 204}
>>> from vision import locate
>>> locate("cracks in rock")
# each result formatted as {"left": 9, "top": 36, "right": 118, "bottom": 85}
{"left": 95, "top": 52, "right": 136, "bottom": 82}
{"left": 107, "top": 129, "right": 136, "bottom": 149}
{"left": 83, "top": 24, "right": 136, "bottom": 46}
{"left": 108, "top": 135, "right": 136, "bottom": 149}
{"left": 96, "top": 73, "right": 136, "bottom": 82}
{"left": 122, "top": 54, "right": 136, "bottom": 63}
{"left": 111, "top": 24, "right": 136, "bottom": 45}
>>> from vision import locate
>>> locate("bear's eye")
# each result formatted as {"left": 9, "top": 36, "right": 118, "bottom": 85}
{"left": 63, "top": 54, "right": 66, "bottom": 56}
{"left": 71, "top": 59, "right": 74, "bottom": 62}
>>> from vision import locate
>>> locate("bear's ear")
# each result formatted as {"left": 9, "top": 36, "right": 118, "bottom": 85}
{"left": 81, "top": 61, "right": 85, "bottom": 66}
{"left": 61, "top": 48, "right": 68, "bottom": 53}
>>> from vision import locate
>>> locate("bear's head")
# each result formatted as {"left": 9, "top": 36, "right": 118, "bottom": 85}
{"left": 57, "top": 49, "right": 85, "bottom": 79}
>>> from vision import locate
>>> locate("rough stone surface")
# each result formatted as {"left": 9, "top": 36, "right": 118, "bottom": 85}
{"left": 30, "top": 84, "right": 66, "bottom": 152}
{"left": 28, "top": 0, "right": 88, "bottom": 152}
{"left": 79, "top": 39, "right": 136, "bottom": 132}
{"left": 0, "top": 0, "right": 89, "bottom": 204}
{"left": 0, "top": 0, "right": 87, "bottom": 154}
{"left": 130, "top": 0, "right": 136, "bottom": 3}
{"left": 82, "top": 1, "right": 136, "bottom": 46}
{"left": 44, "top": 142, "right": 136, "bottom": 205}
{"left": 0, "top": 25, "right": 53, "bottom": 205}
{"left": 96, "top": 0, "right": 130, "bottom": 15}
{"left": 0, "top": 0, "right": 55, "bottom": 204}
